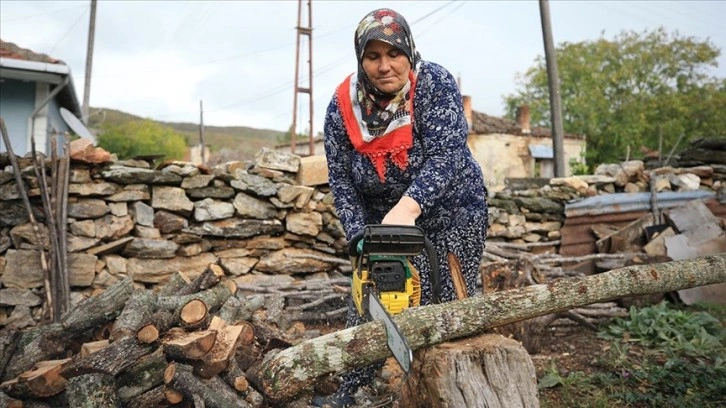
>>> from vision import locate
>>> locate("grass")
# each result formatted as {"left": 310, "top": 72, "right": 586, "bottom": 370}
{"left": 539, "top": 301, "right": 726, "bottom": 408}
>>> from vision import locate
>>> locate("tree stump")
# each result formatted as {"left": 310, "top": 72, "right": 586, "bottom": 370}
{"left": 400, "top": 333, "right": 539, "bottom": 408}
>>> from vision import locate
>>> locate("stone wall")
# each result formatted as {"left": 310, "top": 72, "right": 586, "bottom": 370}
{"left": 0, "top": 148, "right": 348, "bottom": 329}
{"left": 0, "top": 142, "right": 723, "bottom": 329}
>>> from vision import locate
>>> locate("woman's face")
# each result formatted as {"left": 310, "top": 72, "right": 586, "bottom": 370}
{"left": 361, "top": 40, "right": 411, "bottom": 94}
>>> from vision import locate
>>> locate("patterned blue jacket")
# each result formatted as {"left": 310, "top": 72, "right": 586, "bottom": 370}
{"left": 324, "top": 60, "right": 488, "bottom": 241}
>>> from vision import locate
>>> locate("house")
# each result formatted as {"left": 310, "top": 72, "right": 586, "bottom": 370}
{"left": 0, "top": 40, "right": 82, "bottom": 156}
{"left": 463, "top": 96, "right": 586, "bottom": 187}
{"left": 274, "top": 135, "right": 325, "bottom": 157}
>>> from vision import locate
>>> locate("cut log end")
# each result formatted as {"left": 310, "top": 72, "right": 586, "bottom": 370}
{"left": 137, "top": 324, "right": 160, "bottom": 344}
{"left": 165, "top": 387, "right": 184, "bottom": 404}
{"left": 223, "top": 279, "right": 238, "bottom": 296}
{"left": 180, "top": 299, "right": 208, "bottom": 326}
{"left": 164, "top": 364, "right": 177, "bottom": 385}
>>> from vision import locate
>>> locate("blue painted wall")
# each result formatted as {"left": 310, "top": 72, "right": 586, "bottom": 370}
{"left": 46, "top": 97, "right": 72, "bottom": 153}
{"left": 0, "top": 79, "right": 74, "bottom": 155}
{"left": 0, "top": 79, "right": 35, "bottom": 154}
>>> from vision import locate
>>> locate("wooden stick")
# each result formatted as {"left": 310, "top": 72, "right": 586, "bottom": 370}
{"left": 0, "top": 118, "right": 54, "bottom": 322}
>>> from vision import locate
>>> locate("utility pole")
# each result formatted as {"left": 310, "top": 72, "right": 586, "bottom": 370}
{"left": 291, "top": 0, "right": 314, "bottom": 156}
{"left": 199, "top": 100, "right": 206, "bottom": 165}
{"left": 539, "top": 0, "right": 566, "bottom": 177}
{"left": 82, "top": 0, "right": 97, "bottom": 123}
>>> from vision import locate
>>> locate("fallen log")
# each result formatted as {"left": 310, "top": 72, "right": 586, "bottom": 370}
{"left": 157, "top": 271, "right": 192, "bottom": 297}
{"left": 179, "top": 299, "right": 210, "bottom": 330}
{"left": 250, "top": 253, "right": 726, "bottom": 401}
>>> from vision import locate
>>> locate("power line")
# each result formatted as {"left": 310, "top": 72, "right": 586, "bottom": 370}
{"left": 417, "top": 1, "right": 467, "bottom": 38}
{"left": 0, "top": 4, "right": 86, "bottom": 23}
{"left": 149, "top": 1, "right": 466, "bottom": 122}
{"left": 49, "top": 7, "right": 88, "bottom": 55}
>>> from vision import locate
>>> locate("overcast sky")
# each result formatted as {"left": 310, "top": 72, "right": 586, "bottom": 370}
{"left": 1, "top": 1, "right": 724, "bottom": 135}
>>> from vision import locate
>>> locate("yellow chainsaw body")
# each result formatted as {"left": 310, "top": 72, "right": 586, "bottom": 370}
{"left": 352, "top": 258, "right": 421, "bottom": 317}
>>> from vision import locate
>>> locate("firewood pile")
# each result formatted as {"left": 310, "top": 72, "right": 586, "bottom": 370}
{"left": 0, "top": 264, "right": 338, "bottom": 407}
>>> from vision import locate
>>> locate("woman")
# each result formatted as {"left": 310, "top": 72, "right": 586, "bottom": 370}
{"left": 315, "top": 8, "right": 488, "bottom": 407}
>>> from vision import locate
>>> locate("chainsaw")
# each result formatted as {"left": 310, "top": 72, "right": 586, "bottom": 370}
{"left": 348, "top": 225, "right": 441, "bottom": 374}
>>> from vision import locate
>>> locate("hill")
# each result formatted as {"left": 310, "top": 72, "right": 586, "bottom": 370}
{"left": 87, "top": 107, "right": 287, "bottom": 161}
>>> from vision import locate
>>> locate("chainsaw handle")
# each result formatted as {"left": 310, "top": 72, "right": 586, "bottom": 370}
{"left": 348, "top": 225, "right": 442, "bottom": 304}
{"left": 347, "top": 230, "right": 365, "bottom": 257}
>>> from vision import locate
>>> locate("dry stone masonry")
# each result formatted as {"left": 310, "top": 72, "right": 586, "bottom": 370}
{"left": 1, "top": 138, "right": 724, "bottom": 329}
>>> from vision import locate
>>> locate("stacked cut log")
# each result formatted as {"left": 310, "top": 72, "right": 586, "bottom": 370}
{"left": 0, "top": 264, "right": 318, "bottom": 407}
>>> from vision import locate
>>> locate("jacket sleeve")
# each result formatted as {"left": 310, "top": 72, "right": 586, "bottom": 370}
{"left": 405, "top": 63, "right": 471, "bottom": 216}
{"left": 324, "top": 95, "right": 367, "bottom": 241}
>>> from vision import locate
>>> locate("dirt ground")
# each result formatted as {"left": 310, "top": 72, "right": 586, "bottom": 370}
{"left": 530, "top": 327, "right": 610, "bottom": 377}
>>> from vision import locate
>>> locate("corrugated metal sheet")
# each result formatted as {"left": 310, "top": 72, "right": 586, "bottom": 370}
{"left": 528, "top": 144, "right": 553, "bottom": 159}
{"left": 564, "top": 190, "right": 716, "bottom": 217}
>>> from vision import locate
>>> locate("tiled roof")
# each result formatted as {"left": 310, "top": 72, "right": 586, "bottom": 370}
{"left": 470, "top": 110, "right": 584, "bottom": 140}
{"left": 0, "top": 39, "right": 63, "bottom": 64}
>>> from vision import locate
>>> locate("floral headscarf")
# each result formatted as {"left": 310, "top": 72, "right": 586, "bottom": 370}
{"left": 354, "top": 8, "right": 419, "bottom": 138}
{"left": 335, "top": 9, "right": 419, "bottom": 182}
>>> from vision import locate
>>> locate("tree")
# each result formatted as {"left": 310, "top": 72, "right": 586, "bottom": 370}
{"left": 96, "top": 120, "right": 188, "bottom": 160}
{"left": 504, "top": 28, "right": 726, "bottom": 167}
{"left": 249, "top": 254, "right": 726, "bottom": 402}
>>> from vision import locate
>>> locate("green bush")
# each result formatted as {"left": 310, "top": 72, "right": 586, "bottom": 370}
{"left": 598, "top": 301, "right": 724, "bottom": 357}
{"left": 97, "top": 120, "right": 188, "bottom": 160}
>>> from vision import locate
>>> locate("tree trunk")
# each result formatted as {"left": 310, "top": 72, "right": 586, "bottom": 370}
{"left": 250, "top": 254, "right": 726, "bottom": 402}
{"left": 400, "top": 334, "right": 538, "bottom": 408}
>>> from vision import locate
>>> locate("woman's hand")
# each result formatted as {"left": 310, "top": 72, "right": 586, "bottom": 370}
{"left": 381, "top": 196, "right": 421, "bottom": 225}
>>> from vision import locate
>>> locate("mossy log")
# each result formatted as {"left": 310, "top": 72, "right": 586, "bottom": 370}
{"left": 61, "top": 336, "right": 154, "bottom": 379}
{"left": 164, "top": 363, "right": 249, "bottom": 408}
{"left": 60, "top": 278, "right": 135, "bottom": 333}
{"left": 109, "top": 289, "right": 158, "bottom": 342}
{"left": 251, "top": 254, "right": 726, "bottom": 402}
{"left": 66, "top": 372, "right": 120, "bottom": 408}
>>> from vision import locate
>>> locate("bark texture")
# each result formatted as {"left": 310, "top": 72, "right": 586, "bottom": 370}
{"left": 251, "top": 254, "right": 726, "bottom": 401}
{"left": 401, "top": 334, "right": 539, "bottom": 408}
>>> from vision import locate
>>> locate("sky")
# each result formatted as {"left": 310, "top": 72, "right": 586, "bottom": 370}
{"left": 1, "top": 0, "right": 724, "bottom": 136}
